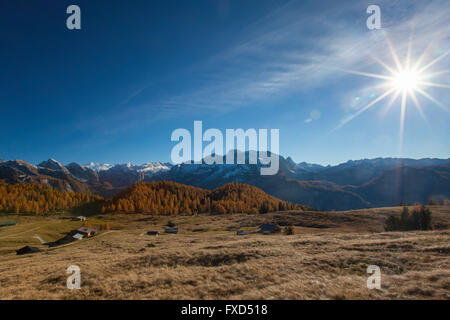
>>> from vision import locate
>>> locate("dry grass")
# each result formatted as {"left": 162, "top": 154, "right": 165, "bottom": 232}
{"left": 0, "top": 206, "right": 449, "bottom": 300}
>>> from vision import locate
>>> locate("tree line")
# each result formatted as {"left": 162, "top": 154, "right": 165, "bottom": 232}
{"left": 385, "top": 206, "right": 433, "bottom": 231}
{"left": 0, "top": 181, "right": 306, "bottom": 215}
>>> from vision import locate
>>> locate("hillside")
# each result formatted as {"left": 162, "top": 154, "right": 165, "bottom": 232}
{"left": 347, "top": 165, "right": 450, "bottom": 206}
{"left": 101, "top": 181, "right": 302, "bottom": 215}
{"left": 0, "top": 160, "right": 93, "bottom": 194}
{"left": 0, "top": 183, "right": 103, "bottom": 215}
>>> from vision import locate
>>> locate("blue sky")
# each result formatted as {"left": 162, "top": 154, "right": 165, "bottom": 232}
{"left": 0, "top": 0, "right": 449, "bottom": 165}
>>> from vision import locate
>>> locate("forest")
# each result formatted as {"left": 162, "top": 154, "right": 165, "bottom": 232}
{"left": 0, "top": 181, "right": 302, "bottom": 216}
{"left": 0, "top": 183, "right": 103, "bottom": 214}
{"left": 101, "top": 181, "right": 304, "bottom": 215}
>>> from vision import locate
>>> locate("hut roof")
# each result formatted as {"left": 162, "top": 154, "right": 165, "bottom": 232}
{"left": 72, "top": 233, "right": 84, "bottom": 240}
{"left": 259, "top": 224, "right": 278, "bottom": 230}
{"left": 77, "top": 226, "right": 97, "bottom": 234}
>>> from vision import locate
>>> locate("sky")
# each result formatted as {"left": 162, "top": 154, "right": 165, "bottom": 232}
{"left": 0, "top": 0, "right": 449, "bottom": 166}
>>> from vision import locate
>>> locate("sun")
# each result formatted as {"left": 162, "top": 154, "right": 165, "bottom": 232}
{"left": 334, "top": 33, "right": 449, "bottom": 146}
{"left": 332, "top": 33, "right": 450, "bottom": 156}
{"left": 391, "top": 68, "right": 421, "bottom": 93}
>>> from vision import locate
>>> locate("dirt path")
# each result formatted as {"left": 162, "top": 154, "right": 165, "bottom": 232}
{"left": 0, "top": 227, "right": 41, "bottom": 239}
{"left": 0, "top": 231, "right": 117, "bottom": 260}
{"left": 0, "top": 220, "right": 66, "bottom": 239}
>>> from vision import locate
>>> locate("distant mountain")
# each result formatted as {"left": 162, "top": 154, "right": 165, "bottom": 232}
{"left": 345, "top": 165, "right": 450, "bottom": 207}
{"left": 297, "top": 158, "right": 450, "bottom": 186}
{"left": 137, "top": 162, "right": 172, "bottom": 174}
{"left": 85, "top": 162, "right": 114, "bottom": 172}
{"left": 85, "top": 161, "right": 171, "bottom": 174}
{"left": 37, "top": 158, "right": 72, "bottom": 179}
{"left": 0, "top": 159, "right": 171, "bottom": 197}
{"left": 0, "top": 159, "right": 91, "bottom": 194}
{"left": 67, "top": 162, "right": 99, "bottom": 182}
{"left": 38, "top": 158, "right": 70, "bottom": 173}
{"left": 97, "top": 162, "right": 172, "bottom": 189}
{"left": 286, "top": 157, "right": 326, "bottom": 173}
{"left": 0, "top": 154, "right": 448, "bottom": 210}
{"left": 0, "top": 160, "right": 38, "bottom": 177}
{"left": 156, "top": 152, "right": 450, "bottom": 210}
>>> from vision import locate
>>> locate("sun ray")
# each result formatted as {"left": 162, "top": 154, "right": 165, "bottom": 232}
{"left": 370, "top": 53, "right": 397, "bottom": 74}
{"left": 379, "top": 90, "right": 401, "bottom": 118}
{"left": 334, "top": 88, "right": 395, "bottom": 131}
{"left": 417, "top": 50, "right": 449, "bottom": 74}
{"left": 398, "top": 91, "right": 407, "bottom": 157}
{"left": 386, "top": 35, "right": 403, "bottom": 71}
{"left": 415, "top": 87, "right": 449, "bottom": 113}
{"left": 418, "top": 81, "right": 450, "bottom": 89}
{"left": 336, "top": 68, "right": 393, "bottom": 81}
{"left": 412, "top": 40, "right": 435, "bottom": 71}
{"left": 420, "top": 69, "right": 450, "bottom": 79}
{"left": 409, "top": 90, "right": 429, "bottom": 126}
{"left": 405, "top": 30, "right": 414, "bottom": 69}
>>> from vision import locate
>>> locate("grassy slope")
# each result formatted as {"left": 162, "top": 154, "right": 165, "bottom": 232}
{"left": 0, "top": 206, "right": 448, "bottom": 299}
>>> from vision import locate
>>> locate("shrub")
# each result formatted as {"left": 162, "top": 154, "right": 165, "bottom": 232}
{"left": 285, "top": 225, "right": 296, "bottom": 235}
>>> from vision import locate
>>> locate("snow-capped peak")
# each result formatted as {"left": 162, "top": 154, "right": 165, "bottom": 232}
{"left": 83, "top": 161, "right": 172, "bottom": 174}
{"left": 85, "top": 162, "right": 114, "bottom": 172}
{"left": 137, "top": 162, "right": 172, "bottom": 173}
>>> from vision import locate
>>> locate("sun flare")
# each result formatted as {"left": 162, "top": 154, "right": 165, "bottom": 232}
{"left": 335, "top": 33, "right": 449, "bottom": 155}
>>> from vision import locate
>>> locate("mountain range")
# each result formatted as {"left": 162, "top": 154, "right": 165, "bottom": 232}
{"left": 0, "top": 152, "right": 449, "bottom": 210}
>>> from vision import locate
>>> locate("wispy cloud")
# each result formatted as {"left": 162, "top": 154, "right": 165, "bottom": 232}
{"left": 154, "top": 0, "right": 448, "bottom": 112}
{"left": 83, "top": 0, "right": 450, "bottom": 133}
